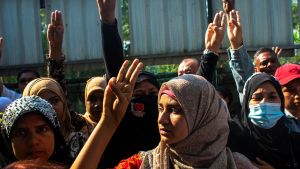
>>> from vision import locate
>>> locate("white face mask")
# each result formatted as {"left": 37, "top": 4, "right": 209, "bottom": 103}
{"left": 248, "top": 102, "right": 283, "bottom": 129}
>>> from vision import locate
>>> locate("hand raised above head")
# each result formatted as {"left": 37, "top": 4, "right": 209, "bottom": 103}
{"left": 227, "top": 10, "right": 243, "bottom": 49}
{"left": 97, "top": 0, "right": 116, "bottom": 25}
{"left": 47, "top": 10, "right": 64, "bottom": 59}
{"left": 205, "top": 11, "right": 226, "bottom": 54}
{"left": 272, "top": 46, "right": 282, "bottom": 58}
{"left": 102, "top": 59, "right": 143, "bottom": 127}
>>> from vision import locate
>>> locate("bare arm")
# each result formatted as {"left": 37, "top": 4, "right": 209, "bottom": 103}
{"left": 205, "top": 11, "right": 226, "bottom": 54}
{"left": 47, "top": 10, "right": 66, "bottom": 91}
{"left": 71, "top": 59, "right": 143, "bottom": 169}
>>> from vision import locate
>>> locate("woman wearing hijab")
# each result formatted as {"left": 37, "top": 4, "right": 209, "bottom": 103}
{"left": 99, "top": 71, "right": 161, "bottom": 168}
{"left": 22, "top": 77, "right": 86, "bottom": 159}
{"left": 1, "top": 96, "right": 71, "bottom": 167}
{"left": 231, "top": 72, "right": 300, "bottom": 169}
{"left": 81, "top": 76, "right": 107, "bottom": 136}
{"left": 71, "top": 61, "right": 256, "bottom": 169}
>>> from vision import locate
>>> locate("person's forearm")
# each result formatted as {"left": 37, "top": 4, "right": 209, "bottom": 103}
{"left": 197, "top": 53, "right": 219, "bottom": 83}
{"left": 70, "top": 117, "right": 117, "bottom": 169}
{"left": 47, "top": 56, "right": 66, "bottom": 93}
{"left": 228, "top": 46, "right": 253, "bottom": 103}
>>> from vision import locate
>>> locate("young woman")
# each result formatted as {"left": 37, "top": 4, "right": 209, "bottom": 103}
{"left": 1, "top": 96, "right": 70, "bottom": 166}
{"left": 22, "top": 78, "right": 86, "bottom": 159}
{"left": 70, "top": 59, "right": 256, "bottom": 169}
{"left": 82, "top": 76, "right": 107, "bottom": 136}
{"left": 231, "top": 72, "right": 300, "bottom": 168}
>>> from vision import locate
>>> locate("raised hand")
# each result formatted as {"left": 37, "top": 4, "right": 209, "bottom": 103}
{"left": 272, "top": 46, "right": 282, "bottom": 58}
{"left": 227, "top": 10, "right": 243, "bottom": 49}
{"left": 97, "top": 0, "right": 116, "bottom": 25}
{"left": 70, "top": 59, "right": 143, "bottom": 169}
{"left": 102, "top": 59, "right": 143, "bottom": 127}
{"left": 0, "top": 37, "right": 3, "bottom": 59}
{"left": 205, "top": 11, "right": 226, "bottom": 53}
{"left": 47, "top": 10, "right": 64, "bottom": 60}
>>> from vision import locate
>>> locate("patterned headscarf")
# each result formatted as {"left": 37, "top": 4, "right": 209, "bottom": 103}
{"left": 1, "top": 96, "right": 71, "bottom": 165}
{"left": 2, "top": 95, "right": 59, "bottom": 139}
{"left": 141, "top": 74, "right": 237, "bottom": 168}
{"left": 22, "top": 77, "right": 73, "bottom": 140}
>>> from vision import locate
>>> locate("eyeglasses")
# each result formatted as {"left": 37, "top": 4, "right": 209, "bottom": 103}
{"left": 18, "top": 78, "right": 35, "bottom": 84}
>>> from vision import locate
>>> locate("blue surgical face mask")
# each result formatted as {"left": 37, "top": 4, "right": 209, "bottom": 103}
{"left": 248, "top": 102, "right": 283, "bottom": 129}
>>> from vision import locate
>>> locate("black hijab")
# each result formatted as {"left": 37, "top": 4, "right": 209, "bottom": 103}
{"left": 239, "top": 72, "right": 300, "bottom": 169}
{"left": 240, "top": 72, "right": 285, "bottom": 129}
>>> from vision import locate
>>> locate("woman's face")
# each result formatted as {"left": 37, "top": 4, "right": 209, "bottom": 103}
{"left": 249, "top": 82, "right": 281, "bottom": 105}
{"left": 11, "top": 113, "right": 55, "bottom": 162}
{"left": 86, "top": 89, "right": 104, "bottom": 122}
{"left": 39, "top": 90, "right": 64, "bottom": 123}
{"left": 158, "top": 94, "right": 188, "bottom": 145}
{"left": 133, "top": 80, "right": 158, "bottom": 98}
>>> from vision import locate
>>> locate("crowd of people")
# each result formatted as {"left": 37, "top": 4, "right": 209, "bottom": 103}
{"left": 0, "top": 0, "right": 300, "bottom": 168}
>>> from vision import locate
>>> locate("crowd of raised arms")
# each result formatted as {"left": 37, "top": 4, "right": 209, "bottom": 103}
{"left": 0, "top": 0, "right": 300, "bottom": 169}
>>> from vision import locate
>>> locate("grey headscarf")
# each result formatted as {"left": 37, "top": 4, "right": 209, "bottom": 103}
{"left": 2, "top": 95, "right": 59, "bottom": 139}
{"left": 141, "top": 74, "right": 236, "bottom": 169}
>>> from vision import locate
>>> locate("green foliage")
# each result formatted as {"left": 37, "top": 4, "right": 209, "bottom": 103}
{"left": 279, "top": 55, "right": 300, "bottom": 64}
{"left": 0, "top": 112, "right": 3, "bottom": 124}
{"left": 292, "top": 1, "right": 299, "bottom": 27}
{"left": 294, "top": 29, "right": 300, "bottom": 44}
{"left": 40, "top": 9, "right": 49, "bottom": 55}
{"left": 292, "top": 1, "right": 300, "bottom": 44}
{"left": 121, "top": 0, "right": 130, "bottom": 56}
{"left": 121, "top": 0, "right": 130, "bottom": 41}
{"left": 145, "top": 64, "right": 178, "bottom": 83}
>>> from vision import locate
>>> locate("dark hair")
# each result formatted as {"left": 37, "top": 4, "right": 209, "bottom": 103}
{"left": 216, "top": 86, "right": 233, "bottom": 105}
{"left": 253, "top": 48, "right": 276, "bottom": 60}
{"left": 17, "top": 69, "right": 40, "bottom": 82}
{"left": 136, "top": 71, "right": 160, "bottom": 90}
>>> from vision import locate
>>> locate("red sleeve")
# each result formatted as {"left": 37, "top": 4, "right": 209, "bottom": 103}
{"left": 114, "top": 154, "right": 142, "bottom": 169}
